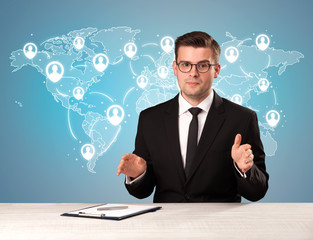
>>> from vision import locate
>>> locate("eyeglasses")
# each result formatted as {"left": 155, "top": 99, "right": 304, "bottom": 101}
{"left": 176, "top": 61, "right": 217, "bottom": 73}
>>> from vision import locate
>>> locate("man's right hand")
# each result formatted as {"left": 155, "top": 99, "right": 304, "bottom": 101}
{"left": 116, "top": 153, "right": 147, "bottom": 178}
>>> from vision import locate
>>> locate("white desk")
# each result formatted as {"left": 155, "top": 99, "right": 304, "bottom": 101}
{"left": 0, "top": 203, "right": 313, "bottom": 240}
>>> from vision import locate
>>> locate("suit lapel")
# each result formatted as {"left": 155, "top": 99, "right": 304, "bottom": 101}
{"left": 186, "top": 91, "right": 226, "bottom": 183}
{"left": 164, "top": 95, "right": 186, "bottom": 184}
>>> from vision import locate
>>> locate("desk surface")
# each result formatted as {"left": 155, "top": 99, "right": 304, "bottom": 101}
{"left": 0, "top": 203, "right": 313, "bottom": 240}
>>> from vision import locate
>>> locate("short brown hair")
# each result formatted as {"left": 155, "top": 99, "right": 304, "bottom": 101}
{"left": 174, "top": 31, "right": 221, "bottom": 63}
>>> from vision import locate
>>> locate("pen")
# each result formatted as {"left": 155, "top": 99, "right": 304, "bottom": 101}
{"left": 97, "top": 206, "right": 128, "bottom": 211}
{"left": 78, "top": 212, "right": 106, "bottom": 217}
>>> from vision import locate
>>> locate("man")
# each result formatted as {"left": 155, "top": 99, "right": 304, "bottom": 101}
{"left": 117, "top": 31, "right": 269, "bottom": 202}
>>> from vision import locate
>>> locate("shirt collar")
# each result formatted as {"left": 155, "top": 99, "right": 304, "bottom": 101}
{"left": 178, "top": 90, "right": 214, "bottom": 116}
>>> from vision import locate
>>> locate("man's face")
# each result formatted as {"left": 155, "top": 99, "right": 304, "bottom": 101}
{"left": 173, "top": 46, "right": 220, "bottom": 104}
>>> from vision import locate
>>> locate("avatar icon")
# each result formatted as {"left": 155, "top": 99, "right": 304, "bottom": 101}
{"left": 73, "top": 86, "right": 85, "bottom": 100}
{"left": 258, "top": 78, "right": 270, "bottom": 92}
{"left": 160, "top": 36, "right": 174, "bottom": 53}
{"left": 231, "top": 94, "right": 243, "bottom": 105}
{"left": 124, "top": 42, "right": 137, "bottom": 58}
{"left": 23, "top": 43, "right": 37, "bottom": 59}
{"left": 256, "top": 34, "right": 270, "bottom": 51}
{"left": 45, "top": 61, "right": 64, "bottom": 83}
{"left": 93, "top": 53, "right": 109, "bottom": 72}
{"left": 81, "top": 144, "right": 95, "bottom": 161}
{"left": 137, "top": 75, "right": 148, "bottom": 89}
{"left": 73, "top": 37, "right": 85, "bottom": 50}
{"left": 266, "top": 110, "right": 280, "bottom": 127}
{"left": 157, "top": 66, "right": 169, "bottom": 79}
{"left": 106, "top": 105, "right": 125, "bottom": 126}
{"left": 225, "top": 47, "right": 239, "bottom": 63}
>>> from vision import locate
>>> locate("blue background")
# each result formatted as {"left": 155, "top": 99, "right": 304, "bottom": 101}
{"left": 1, "top": 0, "right": 312, "bottom": 203}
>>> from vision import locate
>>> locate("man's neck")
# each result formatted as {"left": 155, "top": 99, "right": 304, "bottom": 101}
{"left": 181, "top": 89, "right": 212, "bottom": 106}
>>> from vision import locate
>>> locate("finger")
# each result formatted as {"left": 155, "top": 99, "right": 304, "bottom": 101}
{"left": 121, "top": 153, "right": 133, "bottom": 161}
{"left": 245, "top": 154, "right": 254, "bottom": 163}
{"left": 233, "top": 134, "right": 242, "bottom": 148}
{"left": 117, "top": 158, "right": 127, "bottom": 176}
{"left": 116, "top": 163, "right": 123, "bottom": 176}
{"left": 241, "top": 144, "right": 251, "bottom": 151}
{"left": 245, "top": 149, "right": 252, "bottom": 157}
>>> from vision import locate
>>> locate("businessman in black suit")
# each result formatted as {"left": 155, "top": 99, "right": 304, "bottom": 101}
{"left": 117, "top": 31, "right": 269, "bottom": 202}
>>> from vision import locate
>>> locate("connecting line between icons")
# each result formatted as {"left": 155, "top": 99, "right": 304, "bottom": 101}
{"left": 68, "top": 108, "right": 77, "bottom": 140}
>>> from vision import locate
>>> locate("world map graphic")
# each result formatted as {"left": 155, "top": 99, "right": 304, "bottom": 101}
{"left": 10, "top": 27, "right": 304, "bottom": 173}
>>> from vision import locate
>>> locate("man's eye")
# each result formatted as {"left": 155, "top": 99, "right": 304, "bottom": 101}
{"left": 181, "top": 62, "right": 190, "bottom": 67}
{"left": 198, "top": 63, "right": 208, "bottom": 69}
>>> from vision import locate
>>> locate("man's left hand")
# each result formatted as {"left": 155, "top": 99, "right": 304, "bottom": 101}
{"left": 231, "top": 134, "right": 254, "bottom": 173}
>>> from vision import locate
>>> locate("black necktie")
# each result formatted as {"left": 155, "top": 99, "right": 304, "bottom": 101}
{"left": 185, "top": 107, "right": 202, "bottom": 177}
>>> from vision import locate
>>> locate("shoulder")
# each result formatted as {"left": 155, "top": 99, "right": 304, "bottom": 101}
{"left": 215, "top": 93, "right": 257, "bottom": 121}
{"left": 223, "top": 97, "right": 255, "bottom": 115}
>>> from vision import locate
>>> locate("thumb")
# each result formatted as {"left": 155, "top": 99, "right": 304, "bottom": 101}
{"left": 233, "top": 134, "right": 242, "bottom": 148}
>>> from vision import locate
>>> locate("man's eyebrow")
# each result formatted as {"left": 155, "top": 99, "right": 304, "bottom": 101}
{"left": 178, "top": 59, "right": 211, "bottom": 63}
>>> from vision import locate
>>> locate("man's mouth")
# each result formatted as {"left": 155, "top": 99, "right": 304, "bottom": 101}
{"left": 186, "top": 81, "right": 200, "bottom": 86}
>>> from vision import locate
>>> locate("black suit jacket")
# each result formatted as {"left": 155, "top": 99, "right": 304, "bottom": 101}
{"left": 126, "top": 91, "right": 269, "bottom": 202}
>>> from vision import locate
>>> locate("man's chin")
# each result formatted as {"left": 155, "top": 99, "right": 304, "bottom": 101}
{"left": 182, "top": 90, "right": 210, "bottom": 101}
{"left": 183, "top": 92, "right": 202, "bottom": 100}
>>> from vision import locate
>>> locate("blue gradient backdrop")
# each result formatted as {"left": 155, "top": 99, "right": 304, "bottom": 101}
{"left": 1, "top": 0, "right": 312, "bottom": 202}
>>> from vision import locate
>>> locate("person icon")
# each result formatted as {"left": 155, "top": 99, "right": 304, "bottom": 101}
{"left": 106, "top": 105, "right": 125, "bottom": 126}
{"left": 81, "top": 144, "right": 95, "bottom": 161}
{"left": 45, "top": 61, "right": 64, "bottom": 83}
{"left": 124, "top": 42, "right": 137, "bottom": 58}
{"left": 137, "top": 75, "right": 148, "bottom": 89}
{"left": 231, "top": 94, "right": 243, "bottom": 105}
{"left": 50, "top": 65, "right": 61, "bottom": 81}
{"left": 158, "top": 66, "right": 169, "bottom": 79}
{"left": 73, "top": 37, "right": 85, "bottom": 50}
{"left": 93, "top": 53, "right": 109, "bottom": 72}
{"left": 161, "top": 36, "right": 174, "bottom": 53}
{"left": 256, "top": 34, "right": 270, "bottom": 51}
{"left": 23, "top": 43, "right": 37, "bottom": 59}
{"left": 266, "top": 110, "right": 280, "bottom": 127}
{"left": 225, "top": 47, "right": 239, "bottom": 63}
{"left": 73, "top": 87, "right": 85, "bottom": 100}
{"left": 258, "top": 78, "right": 270, "bottom": 92}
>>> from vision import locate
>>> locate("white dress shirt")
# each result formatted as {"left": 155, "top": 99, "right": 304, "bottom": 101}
{"left": 178, "top": 91, "right": 213, "bottom": 168}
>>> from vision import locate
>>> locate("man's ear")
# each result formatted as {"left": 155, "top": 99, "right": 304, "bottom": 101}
{"left": 214, "top": 63, "right": 221, "bottom": 78}
{"left": 172, "top": 61, "right": 178, "bottom": 76}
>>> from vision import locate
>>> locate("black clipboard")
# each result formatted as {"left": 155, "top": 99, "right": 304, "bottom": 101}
{"left": 61, "top": 204, "right": 162, "bottom": 220}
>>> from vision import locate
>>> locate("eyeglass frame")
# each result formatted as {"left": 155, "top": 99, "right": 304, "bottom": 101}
{"left": 176, "top": 61, "right": 218, "bottom": 73}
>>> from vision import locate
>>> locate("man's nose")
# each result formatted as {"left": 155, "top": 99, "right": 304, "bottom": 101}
{"left": 189, "top": 64, "right": 200, "bottom": 77}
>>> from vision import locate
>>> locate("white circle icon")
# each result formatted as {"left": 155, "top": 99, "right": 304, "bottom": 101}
{"left": 93, "top": 53, "right": 109, "bottom": 72}
{"left": 107, "top": 105, "right": 125, "bottom": 126}
{"left": 137, "top": 75, "right": 148, "bottom": 89}
{"left": 23, "top": 43, "right": 37, "bottom": 59}
{"left": 258, "top": 78, "right": 270, "bottom": 92}
{"left": 73, "top": 37, "right": 85, "bottom": 50}
{"left": 231, "top": 94, "right": 243, "bottom": 105}
{"left": 256, "top": 34, "right": 270, "bottom": 51}
{"left": 81, "top": 144, "right": 95, "bottom": 161}
{"left": 45, "top": 61, "right": 64, "bottom": 83}
{"left": 124, "top": 42, "right": 137, "bottom": 58}
{"left": 73, "top": 87, "right": 85, "bottom": 100}
{"left": 157, "top": 66, "right": 169, "bottom": 79}
{"left": 266, "top": 110, "right": 280, "bottom": 127}
{"left": 160, "top": 36, "right": 174, "bottom": 53}
{"left": 225, "top": 47, "right": 239, "bottom": 63}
